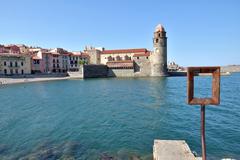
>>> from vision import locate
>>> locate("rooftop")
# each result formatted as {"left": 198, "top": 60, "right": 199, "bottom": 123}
{"left": 102, "top": 48, "right": 148, "bottom": 54}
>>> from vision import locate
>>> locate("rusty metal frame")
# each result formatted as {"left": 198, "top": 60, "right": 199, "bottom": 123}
{"left": 187, "top": 66, "right": 220, "bottom": 105}
{"left": 187, "top": 66, "right": 221, "bottom": 160}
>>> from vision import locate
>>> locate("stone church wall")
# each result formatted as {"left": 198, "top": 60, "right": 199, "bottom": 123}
{"left": 108, "top": 68, "right": 134, "bottom": 77}
{"left": 133, "top": 57, "right": 151, "bottom": 77}
{"left": 83, "top": 65, "right": 108, "bottom": 78}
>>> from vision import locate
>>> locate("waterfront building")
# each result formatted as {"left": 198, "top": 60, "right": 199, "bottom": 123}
{"left": 31, "top": 49, "right": 50, "bottom": 73}
{"left": 0, "top": 53, "right": 31, "bottom": 75}
{"left": 69, "top": 52, "right": 89, "bottom": 71}
{"left": 49, "top": 48, "right": 70, "bottom": 73}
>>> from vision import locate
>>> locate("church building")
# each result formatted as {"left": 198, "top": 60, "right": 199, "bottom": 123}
{"left": 85, "top": 24, "right": 168, "bottom": 77}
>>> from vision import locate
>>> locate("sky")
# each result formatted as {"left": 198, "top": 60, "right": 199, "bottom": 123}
{"left": 0, "top": 0, "right": 239, "bottom": 66}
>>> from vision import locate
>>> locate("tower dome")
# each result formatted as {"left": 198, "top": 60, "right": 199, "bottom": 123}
{"left": 155, "top": 24, "right": 165, "bottom": 32}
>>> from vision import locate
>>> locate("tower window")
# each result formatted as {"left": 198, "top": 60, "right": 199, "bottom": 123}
{"left": 156, "top": 39, "right": 158, "bottom": 43}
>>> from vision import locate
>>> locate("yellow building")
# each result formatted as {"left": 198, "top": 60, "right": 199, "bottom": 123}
{"left": 0, "top": 53, "right": 31, "bottom": 75}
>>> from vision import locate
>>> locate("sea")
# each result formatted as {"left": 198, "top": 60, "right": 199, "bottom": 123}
{"left": 0, "top": 73, "right": 239, "bottom": 159}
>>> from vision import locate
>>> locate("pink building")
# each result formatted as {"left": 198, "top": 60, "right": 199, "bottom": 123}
{"left": 31, "top": 48, "right": 70, "bottom": 73}
{"left": 4, "top": 45, "right": 20, "bottom": 54}
{"left": 31, "top": 51, "right": 55, "bottom": 74}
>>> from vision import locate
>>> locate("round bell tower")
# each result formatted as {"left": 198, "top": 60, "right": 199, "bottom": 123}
{"left": 151, "top": 24, "right": 168, "bottom": 76}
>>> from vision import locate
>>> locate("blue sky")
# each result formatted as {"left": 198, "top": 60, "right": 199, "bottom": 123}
{"left": 0, "top": 0, "right": 239, "bottom": 66}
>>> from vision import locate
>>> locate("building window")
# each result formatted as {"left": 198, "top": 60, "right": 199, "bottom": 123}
{"left": 4, "top": 69, "right": 7, "bottom": 74}
{"left": 21, "top": 62, "right": 24, "bottom": 66}
{"left": 57, "top": 64, "right": 59, "bottom": 68}
{"left": 107, "top": 56, "right": 113, "bottom": 61}
{"left": 10, "top": 62, "right": 13, "bottom": 67}
{"left": 15, "top": 61, "right": 18, "bottom": 67}
{"left": 4, "top": 61, "right": 6, "bottom": 66}
{"left": 156, "top": 39, "right": 159, "bottom": 43}
{"left": 146, "top": 56, "right": 149, "bottom": 59}
{"left": 53, "top": 64, "right": 56, "bottom": 68}
{"left": 10, "top": 69, "right": 13, "bottom": 74}
{"left": 53, "top": 59, "right": 55, "bottom": 63}
{"left": 137, "top": 57, "right": 139, "bottom": 59}
{"left": 124, "top": 55, "right": 130, "bottom": 60}
{"left": 116, "top": 56, "right": 121, "bottom": 61}
{"left": 57, "top": 59, "right": 59, "bottom": 63}
{"left": 15, "top": 69, "right": 18, "bottom": 74}
{"left": 34, "top": 60, "right": 40, "bottom": 64}
{"left": 21, "top": 70, "right": 24, "bottom": 74}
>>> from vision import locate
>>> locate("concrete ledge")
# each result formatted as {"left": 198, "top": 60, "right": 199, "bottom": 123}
{"left": 153, "top": 140, "right": 197, "bottom": 160}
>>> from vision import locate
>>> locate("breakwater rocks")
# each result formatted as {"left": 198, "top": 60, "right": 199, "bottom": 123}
{"left": 0, "top": 141, "right": 152, "bottom": 160}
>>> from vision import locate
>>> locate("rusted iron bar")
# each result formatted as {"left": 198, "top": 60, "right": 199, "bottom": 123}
{"left": 201, "top": 104, "right": 206, "bottom": 160}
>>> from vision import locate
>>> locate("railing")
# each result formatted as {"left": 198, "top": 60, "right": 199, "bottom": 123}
{"left": 8, "top": 65, "right": 20, "bottom": 68}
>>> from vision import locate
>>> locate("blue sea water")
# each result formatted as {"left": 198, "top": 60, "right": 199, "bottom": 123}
{"left": 0, "top": 73, "right": 239, "bottom": 159}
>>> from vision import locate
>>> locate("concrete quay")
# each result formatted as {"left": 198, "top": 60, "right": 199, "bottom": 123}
{"left": 153, "top": 140, "right": 200, "bottom": 160}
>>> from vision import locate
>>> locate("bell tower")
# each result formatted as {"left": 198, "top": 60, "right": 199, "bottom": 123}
{"left": 151, "top": 24, "right": 168, "bottom": 76}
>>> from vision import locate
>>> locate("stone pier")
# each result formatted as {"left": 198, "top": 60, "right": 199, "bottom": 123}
{"left": 153, "top": 140, "right": 200, "bottom": 160}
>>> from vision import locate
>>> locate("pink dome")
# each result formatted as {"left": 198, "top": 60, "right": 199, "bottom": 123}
{"left": 155, "top": 24, "right": 165, "bottom": 32}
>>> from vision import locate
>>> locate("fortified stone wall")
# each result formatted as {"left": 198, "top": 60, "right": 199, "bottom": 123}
{"left": 133, "top": 57, "right": 151, "bottom": 77}
{"left": 108, "top": 68, "right": 134, "bottom": 77}
{"left": 83, "top": 65, "right": 108, "bottom": 78}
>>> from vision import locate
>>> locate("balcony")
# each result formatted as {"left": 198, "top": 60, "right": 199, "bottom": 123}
{"left": 8, "top": 65, "right": 20, "bottom": 68}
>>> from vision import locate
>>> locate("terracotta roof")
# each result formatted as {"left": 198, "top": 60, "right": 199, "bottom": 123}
{"left": 81, "top": 52, "right": 90, "bottom": 58}
{"left": 106, "top": 60, "right": 133, "bottom": 68}
{"left": 102, "top": 48, "right": 148, "bottom": 54}
{"left": 133, "top": 51, "right": 150, "bottom": 57}
{"left": 51, "top": 52, "right": 60, "bottom": 55}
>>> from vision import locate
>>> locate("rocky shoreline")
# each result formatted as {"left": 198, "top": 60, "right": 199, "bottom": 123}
{"left": 0, "top": 141, "right": 152, "bottom": 160}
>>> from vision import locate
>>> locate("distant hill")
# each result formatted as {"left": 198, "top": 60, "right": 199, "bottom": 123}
{"left": 221, "top": 65, "right": 240, "bottom": 73}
